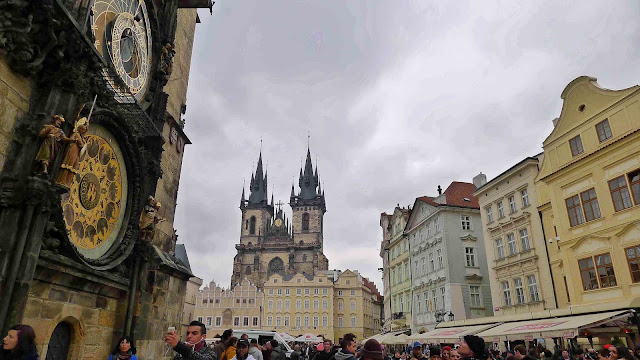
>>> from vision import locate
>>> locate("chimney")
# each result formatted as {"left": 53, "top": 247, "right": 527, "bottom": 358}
{"left": 473, "top": 172, "right": 487, "bottom": 189}
{"left": 552, "top": 117, "right": 559, "bottom": 127}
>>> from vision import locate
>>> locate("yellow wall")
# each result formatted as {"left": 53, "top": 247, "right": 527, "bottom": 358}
{"left": 535, "top": 76, "right": 640, "bottom": 309}
{"left": 194, "top": 279, "right": 265, "bottom": 332}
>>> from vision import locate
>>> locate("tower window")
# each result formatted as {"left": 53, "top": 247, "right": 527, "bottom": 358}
{"left": 250, "top": 216, "right": 256, "bottom": 235}
{"left": 246, "top": 266, "right": 252, "bottom": 275}
{"left": 302, "top": 213, "right": 310, "bottom": 231}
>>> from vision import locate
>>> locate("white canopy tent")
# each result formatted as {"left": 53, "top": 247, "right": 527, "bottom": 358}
{"left": 295, "top": 333, "right": 323, "bottom": 343}
{"left": 279, "top": 333, "right": 296, "bottom": 342}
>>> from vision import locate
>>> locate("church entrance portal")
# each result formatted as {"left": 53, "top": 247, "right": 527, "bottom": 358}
{"left": 45, "top": 322, "right": 71, "bottom": 360}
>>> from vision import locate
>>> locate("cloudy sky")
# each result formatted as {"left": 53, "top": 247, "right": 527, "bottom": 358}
{"left": 175, "top": 1, "right": 640, "bottom": 290}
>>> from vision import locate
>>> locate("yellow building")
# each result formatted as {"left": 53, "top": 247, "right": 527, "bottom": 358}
{"left": 194, "top": 279, "right": 265, "bottom": 333}
{"left": 333, "top": 270, "right": 382, "bottom": 344}
{"left": 536, "top": 76, "right": 640, "bottom": 311}
{"left": 388, "top": 206, "right": 412, "bottom": 331}
{"left": 474, "top": 156, "right": 558, "bottom": 315}
{"left": 263, "top": 273, "right": 335, "bottom": 341}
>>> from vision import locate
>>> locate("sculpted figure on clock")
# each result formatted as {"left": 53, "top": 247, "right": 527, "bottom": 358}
{"left": 139, "top": 195, "right": 165, "bottom": 242}
{"left": 35, "top": 115, "right": 72, "bottom": 174}
{"left": 56, "top": 107, "right": 90, "bottom": 188}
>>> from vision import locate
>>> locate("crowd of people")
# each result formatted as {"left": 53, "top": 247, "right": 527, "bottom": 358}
{"left": 2, "top": 322, "right": 640, "bottom": 360}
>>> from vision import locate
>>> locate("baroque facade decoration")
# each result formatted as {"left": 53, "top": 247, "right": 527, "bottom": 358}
{"left": 0, "top": 0, "right": 211, "bottom": 359}
{"left": 406, "top": 181, "right": 493, "bottom": 333}
{"left": 232, "top": 149, "right": 329, "bottom": 288}
{"left": 536, "top": 76, "right": 640, "bottom": 311}
{"left": 474, "top": 156, "right": 558, "bottom": 316}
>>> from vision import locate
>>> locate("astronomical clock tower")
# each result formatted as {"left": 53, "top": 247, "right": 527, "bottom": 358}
{"left": 232, "top": 149, "right": 329, "bottom": 289}
{"left": 0, "top": 0, "right": 211, "bottom": 358}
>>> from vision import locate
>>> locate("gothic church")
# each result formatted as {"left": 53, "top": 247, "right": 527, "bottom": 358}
{"left": 232, "top": 148, "right": 329, "bottom": 288}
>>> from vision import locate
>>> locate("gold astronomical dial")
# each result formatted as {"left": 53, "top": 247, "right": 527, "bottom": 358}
{"left": 61, "top": 125, "right": 128, "bottom": 260}
{"left": 91, "top": 0, "right": 152, "bottom": 101}
{"left": 275, "top": 218, "right": 283, "bottom": 227}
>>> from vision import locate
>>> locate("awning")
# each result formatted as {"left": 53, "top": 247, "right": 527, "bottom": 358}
{"left": 363, "top": 331, "right": 404, "bottom": 344}
{"left": 476, "top": 310, "right": 632, "bottom": 342}
{"left": 419, "top": 324, "right": 498, "bottom": 343}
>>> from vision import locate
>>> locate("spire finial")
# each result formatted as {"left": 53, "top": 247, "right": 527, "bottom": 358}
{"left": 307, "top": 130, "right": 310, "bottom": 150}
{"left": 260, "top": 136, "right": 263, "bottom": 153}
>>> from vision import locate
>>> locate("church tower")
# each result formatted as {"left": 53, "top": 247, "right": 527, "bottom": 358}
{"left": 239, "top": 152, "right": 274, "bottom": 245}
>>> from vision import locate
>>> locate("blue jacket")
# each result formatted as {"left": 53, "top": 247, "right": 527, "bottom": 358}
{"left": 108, "top": 355, "right": 138, "bottom": 360}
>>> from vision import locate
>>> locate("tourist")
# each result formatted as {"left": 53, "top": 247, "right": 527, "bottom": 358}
{"left": 164, "top": 320, "right": 215, "bottom": 360}
{"left": 561, "top": 351, "right": 571, "bottom": 360}
{"left": 442, "top": 347, "right": 452, "bottom": 360}
{"left": 514, "top": 345, "right": 536, "bottom": 360}
{"left": 610, "top": 346, "right": 635, "bottom": 360}
{"left": 410, "top": 342, "right": 426, "bottom": 360}
{"left": 313, "top": 340, "right": 335, "bottom": 360}
{"left": 429, "top": 346, "right": 441, "bottom": 360}
{"left": 108, "top": 336, "right": 138, "bottom": 360}
{"left": 262, "top": 339, "right": 272, "bottom": 360}
{"left": 241, "top": 335, "right": 249, "bottom": 341}
{"left": 269, "top": 341, "right": 286, "bottom": 360}
{"left": 249, "top": 340, "right": 264, "bottom": 360}
{"left": 543, "top": 350, "right": 553, "bottom": 360}
{"left": 232, "top": 339, "right": 255, "bottom": 360}
{"left": 1, "top": 324, "right": 38, "bottom": 360}
{"left": 291, "top": 345, "right": 302, "bottom": 360}
{"left": 450, "top": 350, "right": 461, "bottom": 360}
{"left": 221, "top": 337, "right": 238, "bottom": 360}
{"left": 358, "top": 339, "right": 384, "bottom": 360}
{"left": 457, "top": 335, "right": 488, "bottom": 360}
{"left": 596, "top": 349, "right": 608, "bottom": 360}
{"left": 395, "top": 351, "right": 403, "bottom": 360}
{"left": 214, "top": 330, "right": 234, "bottom": 360}
{"left": 330, "top": 334, "right": 357, "bottom": 360}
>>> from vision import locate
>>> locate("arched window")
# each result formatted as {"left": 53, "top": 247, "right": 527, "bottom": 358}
{"left": 246, "top": 266, "right": 252, "bottom": 275}
{"left": 302, "top": 213, "right": 310, "bottom": 231}
{"left": 249, "top": 216, "right": 256, "bottom": 234}
{"left": 267, "top": 257, "right": 285, "bottom": 277}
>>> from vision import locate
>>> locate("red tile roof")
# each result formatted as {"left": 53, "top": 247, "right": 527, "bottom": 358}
{"left": 416, "top": 182, "right": 479, "bottom": 209}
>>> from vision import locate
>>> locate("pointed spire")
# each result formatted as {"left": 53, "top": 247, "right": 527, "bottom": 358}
{"left": 271, "top": 194, "right": 274, "bottom": 206}
{"left": 290, "top": 183, "right": 295, "bottom": 197}
{"left": 318, "top": 180, "right": 322, "bottom": 196}
{"left": 298, "top": 146, "right": 319, "bottom": 200}
{"left": 241, "top": 186, "right": 246, "bottom": 202}
{"left": 248, "top": 150, "right": 268, "bottom": 204}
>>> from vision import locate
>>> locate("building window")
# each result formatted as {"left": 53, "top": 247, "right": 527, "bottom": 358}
{"left": 404, "top": 263, "right": 409, "bottom": 279}
{"left": 502, "top": 281, "right": 512, "bottom": 306}
{"left": 470, "top": 286, "right": 481, "bottom": 307}
{"left": 350, "top": 300, "right": 356, "bottom": 311}
{"left": 285, "top": 288, "right": 290, "bottom": 295}
{"left": 314, "top": 288, "right": 319, "bottom": 295}
{"left": 197, "top": 316, "right": 203, "bottom": 323}
{"left": 416, "top": 294, "right": 421, "bottom": 312}
{"left": 569, "top": 135, "right": 584, "bottom": 156}
{"left": 435, "top": 217, "right": 440, "bottom": 232}
{"left": 421, "top": 257, "right": 426, "bottom": 273}
{"left": 322, "top": 299, "right": 328, "bottom": 309}
{"left": 276, "top": 300, "right": 282, "bottom": 310}
{"left": 338, "top": 317, "right": 343, "bottom": 327}
{"left": 609, "top": 176, "right": 634, "bottom": 211}
{"left": 350, "top": 290, "right": 356, "bottom": 296}
{"left": 276, "top": 317, "right": 281, "bottom": 327}
{"left": 295, "top": 316, "right": 301, "bottom": 327}
{"left": 496, "top": 238, "right": 505, "bottom": 259}
{"left": 626, "top": 246, "right": 640, "bottom": 283}
{"left": 268, "top": 289, "right": 273, "bottom": 295}
{"left": 322, "top": 316, "right": 328, "bottom": 327}
{"left": 338, "top": 300, "right": 343, "bottom": 311}
{"left": 243, "top": 317, "right": 249, "bottom": 327}
{"left": 302, "top": 212, "right": 310, "bottom": 231}
{"left": 267, "top": 300, "right": 273, "bottom": 310}
{"left": 527, "top": 275, "right": 539, "bottom": 302}
{"left": 581, "top": 188, "right": 601, "bottom": 221}
{"left": 486, "top": 207, "right": 494, "bottom": 223}
{"left": 507, "top": 233, "right": 517, "bottom": 255}
{"left": 514, "top": 278, "right": 525, "bottom": 304}
{"left": 296, "top": 300, "right": 301, "bottom": 310}
{"left": 304, "top": 300, "right": 310, "bottom": 309}
{"left": 521, "top": 189, "right": 530, "bottom": 207}
{"left": 216, "top": 316, "right": 222, "bottom": 326}
{"left": 465, "top": 247, "right": 476, "bottom": 267}
{"left": 351, "top": 317, "right": 356, "bottom": 327}
{"left": 313, "top": 316, "right": 319, "bottom": 327}
{"left": 277, "top": 288, "right": 282, "bottom": 295}
{"left": 579, "top": 253, "right": 617, "bottom": 290}
{"left": 429, "top": 253, "right": 435, "bottom": 272}
{"left": 304, "top": 316, "right": 310, "bottom": 327}
{"left": 322, "top": 288, "right": 328, "bottom": 295}
{"left": 461, "top": 215, "right": 471, "bottom": 230}
{"left": 252, "top": 317, "right": 259, "bottom": 326}
{"left": 234, "top": 317, "right": 240, "bottom": 326}
{"left": 415, "top": 261, "right": 419, "bottom": 275}
{"left": 431, "top": 290, "right": 437, "bottom": 311}
{"left": 596, "top": 119, "right": 613, "bottom": 142}
{"left": 519, "top": 228, "right": 531, "bottom": 251}
{"left": 285, "top": 300, "right": 290, "bottom": 309}
{"left": 427, "top": 223, "right": 432, "bottom": 236}
{"left": 565, "top": 194, "right": 585, "bottom": 226}
{"left": 440, "top": 287, "right": 445, "bottom": 308}
{"left": 266, "top": 316, "right": 272, "bottom": 327}
{"left": 630, "top": 170, "right": 640, "bottom": 205}
{"left": 437, "top": 249, "right": 443, "bottom": 269}
{"left": 296, "top": 288, "right": 301, "bottom": 295}
{"left": 206, "top": 316, "right": 212, "bottom": 326}
{"left": 304, "top": 288, "right": 310, "bottom": 295}
{"left": 284, "top": 317, "right": 290, "bottom": 327}
{"left": 497, "top": 202, "right": 504, "bottom": 218}
{"left": 509, "top": 195, "right": 516, "bottom": 214}
{"left": 338, "top": 290, "right": 343, "bottom": 296}
{"left": 249, "top": 216, "right": 256, "bottom": 235}
{"left": 314, "top": 300, "right": 319, "bottom": 309}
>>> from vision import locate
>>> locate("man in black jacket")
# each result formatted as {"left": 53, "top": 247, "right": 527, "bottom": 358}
{"left": 313, "top": 340, "right": 335, "bottom": 360}
{"left": 329, "top": 334, "right": 357, "bottom": 360}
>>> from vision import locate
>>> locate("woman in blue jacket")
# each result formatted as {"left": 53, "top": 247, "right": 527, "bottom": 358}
{"left": 108, "top": 336, "right": 138, "bottom": 360}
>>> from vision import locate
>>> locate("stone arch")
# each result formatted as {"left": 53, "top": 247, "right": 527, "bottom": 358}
{"left": 267, "top": 257, "right": 285, "bottom": 277}
{"left": 41, "top": 316, "right": 84, "bottom": 360}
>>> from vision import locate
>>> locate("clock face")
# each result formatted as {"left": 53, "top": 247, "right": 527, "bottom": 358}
{"left": 91, "top": 0, "right": 152, "bottom": 101}
{"left": 61, "top": 125, "right": 129, "bottom": 260}
{"left": 275, "top": 218, "right": 283, "bottom": 227}
{"left": 170, "top": 127, "right": 177, "bottom": 144}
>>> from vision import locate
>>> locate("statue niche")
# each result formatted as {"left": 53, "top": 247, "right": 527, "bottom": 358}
{"left": 267, "top": 257, "right": 285, "bottom": 278}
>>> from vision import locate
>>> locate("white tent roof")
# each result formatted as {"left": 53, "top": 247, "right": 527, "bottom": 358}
{"left": 295, "top": 333, "right": 323, "bottom": 343}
